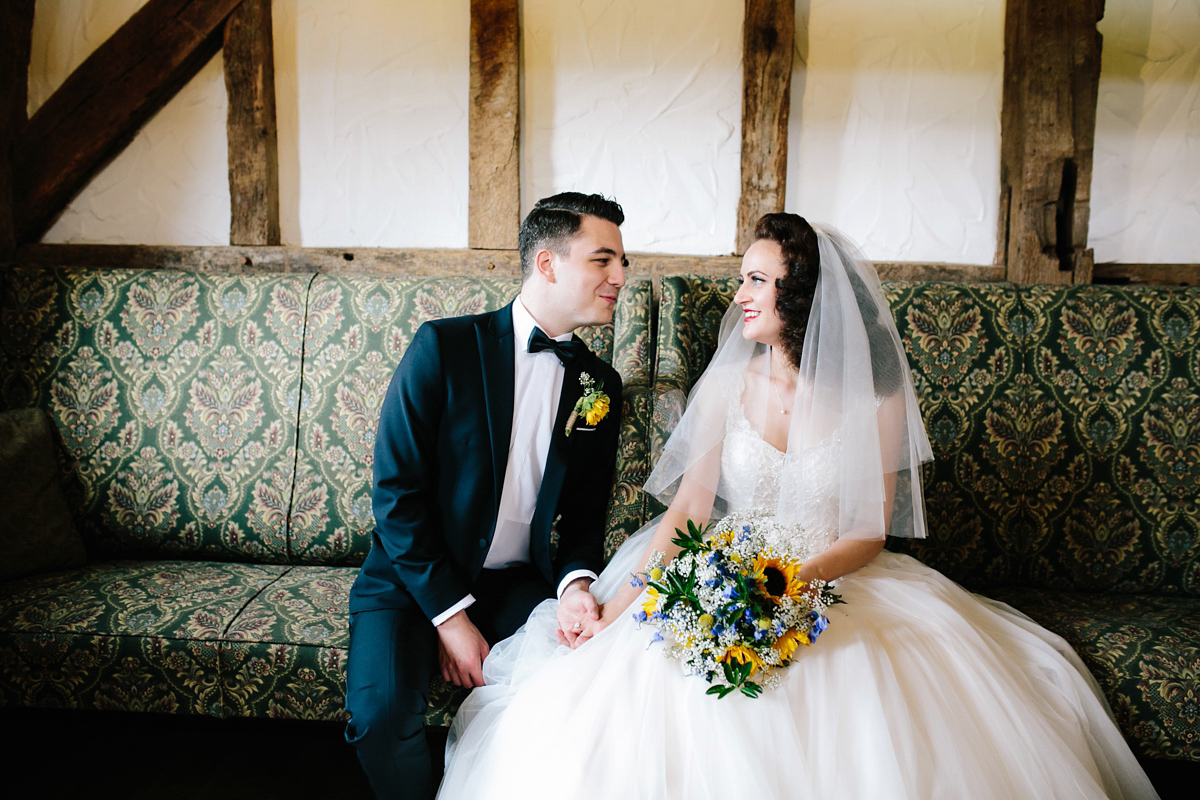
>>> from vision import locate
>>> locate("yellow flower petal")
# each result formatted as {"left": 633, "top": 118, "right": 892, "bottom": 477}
{"left": 585, "top": 395, "right": 610, "bottom": 425}
{"left": 719, "top": 644, "right": 765, "bottom": 676}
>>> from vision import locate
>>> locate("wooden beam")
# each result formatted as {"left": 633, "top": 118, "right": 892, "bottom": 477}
{"left": 224, "top": 0, "right": 280, "bottom": 245}
{"left": 0, "top": 1, "right": 35, "bottom": 258}
{"left": 1093, "top": 263, "right": 1200, "bottom": 287}
{"left": 12, "top": 243, "right": 1004, "bottom": 284}
{"left": 469, "top": 0, "right": 520, "bottom": 250}
{"left": 12, "top": 0, "right": 242, "bottom": 244}
{"left": 998, "top": 0, "right": 1104, "bottom": 284}
{"left": 737, "top": 0, "right": 794, "bottom": 254}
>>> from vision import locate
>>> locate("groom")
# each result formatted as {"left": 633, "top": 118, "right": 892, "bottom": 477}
{"left": 345, "top": 192, "right": 628, "bottom": 799}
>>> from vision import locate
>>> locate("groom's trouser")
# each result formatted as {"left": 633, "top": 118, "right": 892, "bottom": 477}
{"left": 345, "top": 565, "right": 555, "bottom": 800}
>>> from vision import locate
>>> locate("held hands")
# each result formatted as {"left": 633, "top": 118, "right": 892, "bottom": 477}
{"left": 556, "top": 579, "right": 600, "bottom": 648}
{"left": 436, "top": 610, "right": 490, "bottom": 688}
{"left": 569, "top": 600, "right": 622, "bottom": 647}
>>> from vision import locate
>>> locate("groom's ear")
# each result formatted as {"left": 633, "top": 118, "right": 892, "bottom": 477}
{"left": 534, "top": 247, "right": 557, "bottom": 284}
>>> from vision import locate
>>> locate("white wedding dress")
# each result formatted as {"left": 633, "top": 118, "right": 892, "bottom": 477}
{"left": 437, "top": 404, "right": 1160, "bottom": 799}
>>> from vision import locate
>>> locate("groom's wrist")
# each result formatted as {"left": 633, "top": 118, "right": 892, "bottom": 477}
{"left": 556, "top": 570, "right": 598, "bottom": 599}
{"left": 557, "top": 572, "right": 596, "bottom": 599}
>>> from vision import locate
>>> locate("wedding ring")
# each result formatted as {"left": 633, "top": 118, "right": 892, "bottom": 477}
{"left": 573, "top": 621, "right": 582, "bottom": 630}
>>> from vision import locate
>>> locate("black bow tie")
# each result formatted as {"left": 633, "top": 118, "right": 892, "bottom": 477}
{"left": 528, "top": 327, "right": 584, "bottom": 366}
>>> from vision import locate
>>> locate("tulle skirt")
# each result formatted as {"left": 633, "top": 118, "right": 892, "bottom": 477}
{"left": 437, "top": 522, "right": 1160, "bottom": 799}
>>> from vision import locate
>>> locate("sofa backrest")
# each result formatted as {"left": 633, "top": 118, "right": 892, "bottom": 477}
{"left": 1, "top": 268, "right": 310, "bottom": 562}
{"left": 0, "top": 268, "right": 656, "bottom": 568}
{"left": 652, "top": 275, "right": 1200, "bottom": 596}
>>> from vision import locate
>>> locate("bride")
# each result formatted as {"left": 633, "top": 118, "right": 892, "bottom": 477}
{"left": 436, "top": 214, "right": 1160, "bottom": 799}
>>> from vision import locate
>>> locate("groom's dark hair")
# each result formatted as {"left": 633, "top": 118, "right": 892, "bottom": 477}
{"left": 518, "top": 192, "right": 625, "bottom": 281}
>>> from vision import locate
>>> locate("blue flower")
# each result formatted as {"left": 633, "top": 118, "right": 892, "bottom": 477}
{"left": 808, "top": 611, "right": 829, "bottom": 642}
{"left": 712, "top": 624, "right": 725, "bottom": 637}
{"left": 651, "top": 631, "right": 664, "bottom": 643}
{"left": 633, "top": 610, "right": 648, "bottom": 624}
{"left": 629, "top": 574, "right": 645, "bottom": 588}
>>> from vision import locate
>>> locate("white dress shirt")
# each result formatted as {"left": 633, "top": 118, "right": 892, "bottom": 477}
{"left": 432, "top": 298, "right": 598, "bottom": 626}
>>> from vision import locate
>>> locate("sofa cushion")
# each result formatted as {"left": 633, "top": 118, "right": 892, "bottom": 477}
{"left": 1013, "top": 285, "right": 1200, "bottom": 594}
{"left": 290, "top": 275, "right": 656, "bottom": 567}
{"left": 0, "top": 560, "right": 287, "bottom": 714}
{"left": 0, "top": 407, "right": 87, "bottom": 579}
{"left": 213, "top": 565, "right": 466, "bottom": 725}
{"left": 884, "top": 281, "right": 1026, "bottom": 590}
{"left": 0, "top": 268, "right": 309, "bottom": 563}
{"left": 989, "top": 585, "right": 1200, "bottom": 761}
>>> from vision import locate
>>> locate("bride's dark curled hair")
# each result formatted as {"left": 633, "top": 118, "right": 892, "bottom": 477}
{"left": 755, "top": 212, "right": 903, "bottom": 396}
{"left": 753, "top": 213, "right": 819, "bottom": 369}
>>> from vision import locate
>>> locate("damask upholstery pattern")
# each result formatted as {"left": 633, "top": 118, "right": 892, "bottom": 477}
{"left": 0, "top": 267, "right": 308, "bottom": 563}
{"left": 1016, "top": 286, "right": 1200, "bottom": 594}
{"left": 0, "top": 560, "right": 286, "bottom": 714}
{"left": 883, "top": 282, "right": 1025, "bottom": 589}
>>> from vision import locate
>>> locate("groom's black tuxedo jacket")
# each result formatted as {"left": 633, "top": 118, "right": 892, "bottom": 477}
{"left": 349, "top": 303, "right": 623, "bottom": 620}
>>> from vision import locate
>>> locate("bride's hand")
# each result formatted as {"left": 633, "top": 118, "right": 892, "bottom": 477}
{"left": 556, "top": 579, "right": 600, "bottom": 647}
{"left": 570, "top": 598, "right": 626, "bottom": 648}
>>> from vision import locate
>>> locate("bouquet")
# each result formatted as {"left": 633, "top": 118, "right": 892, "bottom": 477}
{"left": 631, "top": 512, "right": 843, "bottom": 698}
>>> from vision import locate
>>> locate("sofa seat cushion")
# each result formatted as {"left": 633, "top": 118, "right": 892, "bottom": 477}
{"left": 989, "top": 585, "right": 1200, "bottom": 761}
{"left": 0, "top": 560, "right": 288, "bottom": 715}
{"left": 215, "top": 566, "right": 466, "bottom": 725}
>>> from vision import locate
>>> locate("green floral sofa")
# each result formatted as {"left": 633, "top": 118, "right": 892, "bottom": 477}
{"left": 3, "top": 266, "right": 1198, "bottom": 766}
{"left": 0, "top": 267, "right": 655, "bottom": 726}
{"left": 654, "top": 275, "right": 1200, "bottom": 763}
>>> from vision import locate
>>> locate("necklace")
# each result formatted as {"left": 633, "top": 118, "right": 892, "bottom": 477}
{"left": 769, "top": 347, "right": 790, "bottom": 414}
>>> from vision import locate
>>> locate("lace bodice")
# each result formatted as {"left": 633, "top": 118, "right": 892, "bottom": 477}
{"left": 718, "top": 405, "right": 840, "bottom": 555}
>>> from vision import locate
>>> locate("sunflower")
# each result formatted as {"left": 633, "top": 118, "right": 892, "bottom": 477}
{"left": 749, "top": 555, "right": 806, "bottom": 605}
{"left": 584, "top": 394, "right": 610, "bottom": 425}
{"left": 773, "top": 628, "right": 809, "bottom": 663}
{"left": 719, "top": 644, "right": 765, "bottom": 676}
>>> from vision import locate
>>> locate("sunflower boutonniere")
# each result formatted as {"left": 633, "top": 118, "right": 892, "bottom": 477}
{"left": 565, "top": 372, "right": 610, "bottom": 437}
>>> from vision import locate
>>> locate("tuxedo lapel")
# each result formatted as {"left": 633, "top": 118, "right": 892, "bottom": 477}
{"left": 529, "top": 343, "right": 586, "bottom": 573}
{"left": 478, "top": 306, "right": 516, "bottom": 508}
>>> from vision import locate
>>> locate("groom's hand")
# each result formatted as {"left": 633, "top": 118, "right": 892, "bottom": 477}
{"left": 436, "top": 610, "right": 490, "bottom": 688}
{"left": 556, "top": 579, "right": 599, "bottom": 648}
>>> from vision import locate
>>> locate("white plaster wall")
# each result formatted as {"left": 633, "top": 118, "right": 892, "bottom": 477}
{"left": 1090, "top": 0, "right": 1200, "bottom": 264}
{"left": 522, "top": 0, "right": 743, "bottom": 255}
{"left": 272, "top": 0, "right": 469, "bottom": 247}
{"left": 32, "top": 0, "right": 231, "bottom": 246}
{"left": 787, "top": 0, "right": 1004, "bottom": 264}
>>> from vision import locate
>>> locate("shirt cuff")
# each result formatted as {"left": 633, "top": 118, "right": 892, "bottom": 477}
{"left": 556, "top": 570, "right": 598, "bottom": 599}
{"left": 432, "top": 594, "right": 476, "bottom": 627}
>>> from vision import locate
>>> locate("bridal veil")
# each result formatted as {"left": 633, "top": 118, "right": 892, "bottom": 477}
{"left": 644, "top": 225, "right": 934, "bottom": 541}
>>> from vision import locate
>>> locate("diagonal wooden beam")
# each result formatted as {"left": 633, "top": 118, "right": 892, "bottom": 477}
{"left": 737, "top": 0, "right": 794, "bottom": 254}
{"left": 12, "top": 0, "right": 244, "bottom": 244}
{"left": 1, "top": 0, "right": 36, "bottom": 257}
{"left": 469, "top": 0, "right": 520, "bottom": 250}
{"left": 224, "top": 0, "right": 280, "bottom": 245}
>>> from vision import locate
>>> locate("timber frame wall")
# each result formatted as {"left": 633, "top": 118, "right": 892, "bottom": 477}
{"left": 1, "top": 0, "right": 1195, "bottom": 285}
